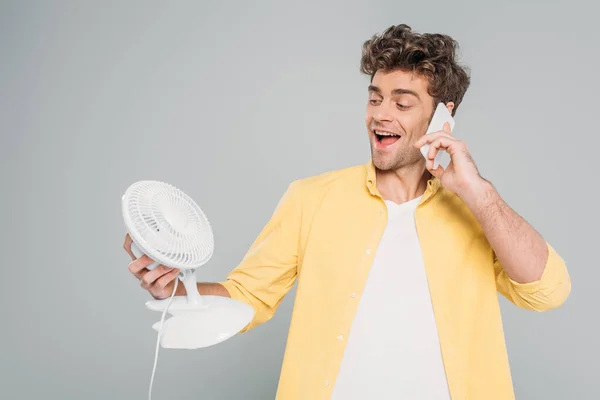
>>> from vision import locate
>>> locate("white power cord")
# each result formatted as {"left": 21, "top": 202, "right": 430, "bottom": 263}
{"left": 149, "top": 278, "right": 179, "bottom": 400}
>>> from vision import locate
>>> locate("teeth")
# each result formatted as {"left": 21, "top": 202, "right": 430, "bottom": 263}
{"left": 375, "top": 130, "right": 399, "bottom": 137}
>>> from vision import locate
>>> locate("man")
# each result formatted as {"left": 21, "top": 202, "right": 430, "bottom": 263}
{"left": 124, "top": 24, "right": 571, "bottom": 399}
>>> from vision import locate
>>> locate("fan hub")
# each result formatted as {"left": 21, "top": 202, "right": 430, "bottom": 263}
{"left": 161, "top": 205, "right": 188, "bottom": 232}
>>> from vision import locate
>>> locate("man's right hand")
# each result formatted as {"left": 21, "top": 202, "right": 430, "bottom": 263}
{"left": 123, "top": 233, "right": 183, "bottom": 299}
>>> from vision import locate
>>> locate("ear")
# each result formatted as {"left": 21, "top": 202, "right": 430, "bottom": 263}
{"left": 446, "top": 101, "right": 455, "bottom": 115}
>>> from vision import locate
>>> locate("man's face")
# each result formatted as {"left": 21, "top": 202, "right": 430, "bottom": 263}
{"left": 366, "top": 69, "right": 438, "bottom": 171}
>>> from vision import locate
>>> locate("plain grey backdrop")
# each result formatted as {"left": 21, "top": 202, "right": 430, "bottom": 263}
{"left": 1, "top": 0, "right": 597, "bottom": 399}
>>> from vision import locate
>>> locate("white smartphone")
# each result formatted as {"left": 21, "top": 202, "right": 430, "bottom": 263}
{"left": 420, "top": 102, "right": 455, "bottom": 169}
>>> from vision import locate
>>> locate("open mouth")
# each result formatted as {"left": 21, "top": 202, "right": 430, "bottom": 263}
{"left": 374, "top": 130, "right": 401, "bottom": 148}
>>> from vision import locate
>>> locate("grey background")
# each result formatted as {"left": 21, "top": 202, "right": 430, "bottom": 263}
{"left": 1, "top": 0, "right": 597, "bottom": 399}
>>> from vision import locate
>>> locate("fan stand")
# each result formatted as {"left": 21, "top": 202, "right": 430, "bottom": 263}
{"left": 127, "top": 238, "right": 254, "bottom": 350}
{"left": 177, "top": 268, "right": 204, "bottom": 305}
{"left": 145, "top": 267, "right": 254, "bottom": 350}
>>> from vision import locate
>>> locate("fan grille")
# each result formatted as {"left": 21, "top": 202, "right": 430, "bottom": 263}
{"left": 122, "top": 181, "right": 214, "bottom": 269}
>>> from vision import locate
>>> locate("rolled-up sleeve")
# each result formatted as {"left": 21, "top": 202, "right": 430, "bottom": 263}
{"left": 218, "top": 181, "right": 303, "bottom": 332}
{"left": 494, "top": 242, "right": 571, "bottom": 311}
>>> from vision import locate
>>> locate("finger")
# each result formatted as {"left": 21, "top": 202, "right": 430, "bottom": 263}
{"left": 425, "top": 134, "right": 454, "bottom": 161}
{"left": 428, "top": 136, "right": 450, "bottom": 160}
{"left": 140, "top": 264, "right": 174, "bottom": 288}
{"left": 123, "top": 234, "right": 136, "bottom": 261}
{"left": 140, "top": 265, "right": 175, "bottom": 289}
{"left": 427, "top": 136, "right": 466, "bottom": 158}
{"left": 414, "top": 131, "right": 456, "bottom": 148}
{"left": 152, "top": 268, "right": 180, "bottom": 291}
{"left": 128, "top": 254, "right": 156, "bottom": 277}
{"left": 426, "top": 157, "right": 434, "bottom": 170}
{"left": 133, "top": 267, "right": 150, "bottom": 281}
{"left": 425, "top": 152, "right": 444, "bottom": 171}
{"left": 424, "top": 142, "right": 448, "bottom": 174}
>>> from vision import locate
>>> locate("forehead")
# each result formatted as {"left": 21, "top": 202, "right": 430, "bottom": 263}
{"left": 370, "top": 69, "right": 430, "bottom": 97}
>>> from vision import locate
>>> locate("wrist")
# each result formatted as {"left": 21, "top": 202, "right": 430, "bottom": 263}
{"left": 457, "top": 176, "right": 497, "bottom": 209}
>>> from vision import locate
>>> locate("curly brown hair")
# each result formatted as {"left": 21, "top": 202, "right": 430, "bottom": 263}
{"left": 360, "top": 24, "right": 471, "bottom": 117}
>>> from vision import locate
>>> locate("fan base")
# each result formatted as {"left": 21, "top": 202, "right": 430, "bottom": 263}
{"left": 146, "top": 295, "right": 254, "bottom": 349}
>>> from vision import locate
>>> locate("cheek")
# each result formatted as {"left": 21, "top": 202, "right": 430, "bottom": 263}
{"left": 404, "top": 118, "right": 427, "bottom": 139}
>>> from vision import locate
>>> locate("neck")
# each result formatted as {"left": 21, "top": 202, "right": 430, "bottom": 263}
{"left": 376, "top": 162, "right": 431, "bottom": 204}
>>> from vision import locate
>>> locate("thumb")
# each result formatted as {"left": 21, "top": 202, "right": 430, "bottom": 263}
{"left": 443, "top": 121, "right": 452, "bottom": 135}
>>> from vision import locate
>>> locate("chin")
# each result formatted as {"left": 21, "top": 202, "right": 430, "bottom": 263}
{"left": 372, "top": 153, "right": 399, "bottom": 171}
{"left": 372, "top": 148, "right": 421, "bottom": 172}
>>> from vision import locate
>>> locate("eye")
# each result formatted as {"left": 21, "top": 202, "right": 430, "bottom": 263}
{"left": 396, "top": 103, "right": 410, "bottom": 110}
{"left": 369, "top": 99, "right": 380, "bottom": 105}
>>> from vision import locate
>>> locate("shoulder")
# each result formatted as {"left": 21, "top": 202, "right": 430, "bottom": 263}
{"left": 288, "top": 163, "right": 366, "bottom": 196}
{"left": 275, "top": 163, "right": 367, "bottom": 214}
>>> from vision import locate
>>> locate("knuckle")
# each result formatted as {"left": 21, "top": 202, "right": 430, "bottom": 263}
{"left": 157, "top": 274, "right": 175, "bottom": 290}
{"left": 155, "top": 277, "right": 167, "bottom": 290}
{"left": 157, "top": 265, "right": 169, "bottom": 273}
{"left": 129, "top": 260, "right": 142, "bottom": 274}
{"left": 152, "top": 290, "right": 166, "bottom": 300}
{"left": 129, "top": 261, "right": 143, "bottom": 275}
{"left": 141, "top": 275, "right": 152, "bottom": 287}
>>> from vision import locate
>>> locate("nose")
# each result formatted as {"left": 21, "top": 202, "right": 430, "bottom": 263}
{"left": 372, "top": 100, "right": 394, "bottom": 123}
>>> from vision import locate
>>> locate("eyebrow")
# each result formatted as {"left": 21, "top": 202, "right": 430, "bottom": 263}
{"left": 368, "top": 85, "right": 421, "bottom": 101}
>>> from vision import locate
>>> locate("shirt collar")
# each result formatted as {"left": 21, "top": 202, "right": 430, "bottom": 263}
{"left": 364, "top": 158, "right": 441, "bottom": 203}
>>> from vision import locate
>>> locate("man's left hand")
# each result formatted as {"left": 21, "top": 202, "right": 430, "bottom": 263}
{"left": 413, "top": 122, "right": 485, "bottom": 197}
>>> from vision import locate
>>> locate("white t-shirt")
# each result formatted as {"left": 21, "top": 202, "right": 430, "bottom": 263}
{"left": 331, "top": 196, "right": 451, "bottom": 400}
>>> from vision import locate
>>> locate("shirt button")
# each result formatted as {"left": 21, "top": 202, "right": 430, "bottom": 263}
{"left": 350, "top": 292, "right": 357, "bottom": 298}
{"left": 365, "top": 249, "right": 371, "bottom": 255}
{"left": 325, "top": 380, "right": 330, "bottom": 386}
{"left": 337, "top": 335, "right": 344, "bottom": 340}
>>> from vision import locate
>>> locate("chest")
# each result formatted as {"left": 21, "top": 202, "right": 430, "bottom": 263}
{"left": 297, "top": 194, "right": 495, "bottom": 304}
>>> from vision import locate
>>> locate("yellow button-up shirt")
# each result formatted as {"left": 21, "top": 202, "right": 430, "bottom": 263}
{"left": 219, "top": 160, "right": 571, "bottom": 400}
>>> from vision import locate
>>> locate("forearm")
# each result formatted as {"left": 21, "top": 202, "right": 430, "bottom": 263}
{"left": 175, "top": 282, "right": 231, "bottom": 297}
{"left": 459, "top": 178, "right": 548, "bottom": 283}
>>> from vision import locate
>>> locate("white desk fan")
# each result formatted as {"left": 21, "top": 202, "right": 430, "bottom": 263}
{"left": 121, "top": 180, "right": 254, "bottom": 398}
